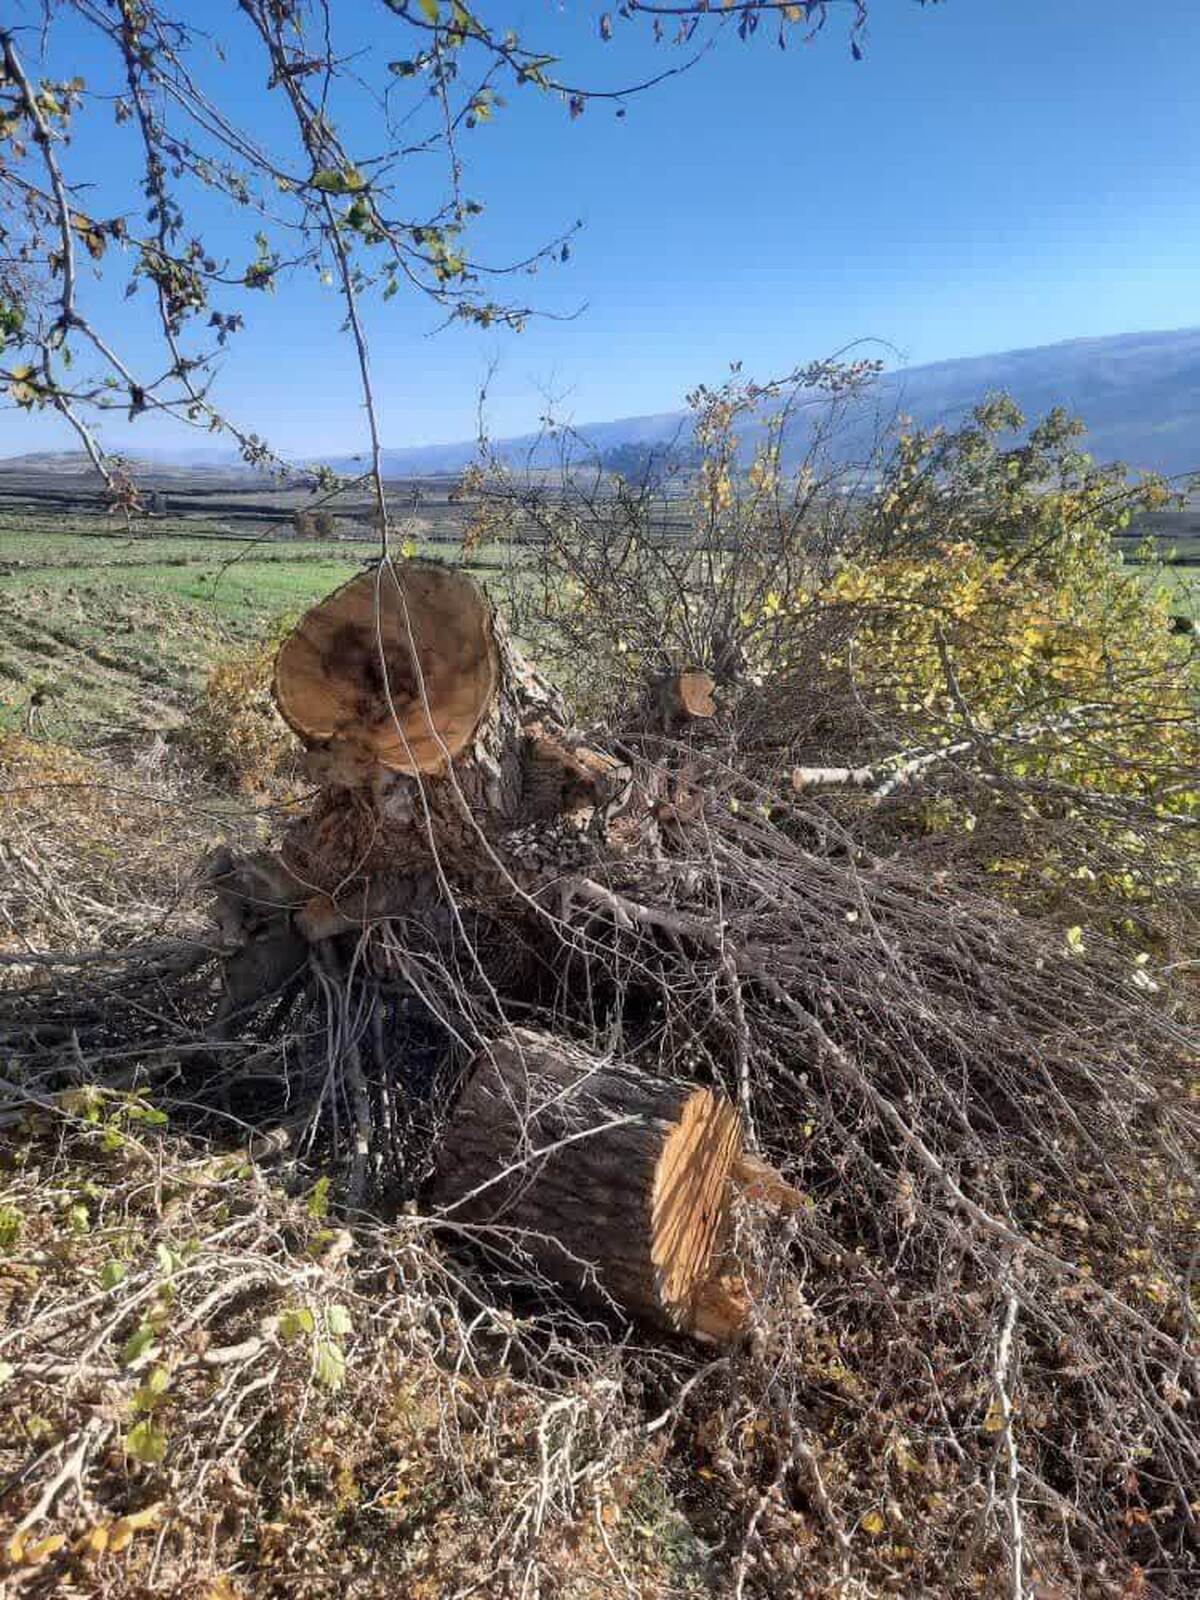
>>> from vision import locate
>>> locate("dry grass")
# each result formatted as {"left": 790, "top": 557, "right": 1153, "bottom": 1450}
{"left": 0, "top": 1107, "right": 699, "bottom": 1599}
{"left": 1, "top": 483, "right": 1197, "bottom": 1597}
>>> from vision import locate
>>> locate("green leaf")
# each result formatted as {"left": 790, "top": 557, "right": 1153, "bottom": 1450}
{"left": 0, "top": 1205, "right": 22, "bottom": 1253}
{"left": 418, "top": 0, "right": 440, "bottom": 23}
{"left": 306, "top": 1177, "right": 331, "bottom": 1219}
{"left": 312, "top": 166, "right": 366, "bottom": 196}
{"left": 99, "top": 1260, "right": 127, "bottom": 1290}
{"left": 315, "top": 1338, "right": 346, "bottom": 1390}
{"left": 125, "top": 1101, "right": 168, "bottom": 1126}
{"left": 133, "top": 1365, "right": 171, "bottom": 1413}
{"left": 326, "top": 1304, "right": 353, "bottom": 1337}
{"left": 67, "top": 1202, "right": 90, "bottom": 1236}
{"left": 121, "top": 1323, "right": 158, "bottom": 1366}
{"left": 126, "top": 1418, "right": 168, "bottom": 1464}
{"left": 279, "top": 1305, "right": 316, "bottom": 1341}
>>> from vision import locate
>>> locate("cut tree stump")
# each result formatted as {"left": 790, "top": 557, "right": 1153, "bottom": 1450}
{"left": 270, "top": 560, "right": 636, "bottom": 903}
{"left": 204, "top": 567, "right": 801, "bottom": 1341}
{"left": 273, "top": 560, "right": 501, "bottom": 780}
{"left": 429, "top": 1028, "right": 757, "bottom": 1342}
{"left": 664, "top": 669, "right": 717, "bottom": 724}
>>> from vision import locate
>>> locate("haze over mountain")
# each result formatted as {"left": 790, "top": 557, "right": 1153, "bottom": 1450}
{"left": 319, "top": 328, "right": 1200, "bottom": 480}
{"left": 4, "top": 329, "right": 1199, "bottom": 480}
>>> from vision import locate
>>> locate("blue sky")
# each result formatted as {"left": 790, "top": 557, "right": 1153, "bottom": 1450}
{"left": 5, "top": 0, "right": 1200, "bottom": 457}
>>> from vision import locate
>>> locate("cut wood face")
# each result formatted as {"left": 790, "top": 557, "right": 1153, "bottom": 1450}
{"left": 651, "top": 1087, "right": 743, "bottom": 1321}
{"left": 676, "top": 670, "right": 717, "bottom": 720}
{"left": 273, "top": 562, "right": 500, "bottom": 777}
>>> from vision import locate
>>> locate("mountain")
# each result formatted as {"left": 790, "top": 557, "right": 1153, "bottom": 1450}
{"left": 317, "top": 410, "right": 693, "bottom": 479}
{"left": 5, "top": 329, "right": 1200, "bottom": 480}
{"left": 318, "top": 328, "right": 1200, "bottom": 480}
{"left": 869, "top": 327, "right": 1200, "bottom": 477}
{"left": 0, "top": 445, "right": 255, "bottom": 477}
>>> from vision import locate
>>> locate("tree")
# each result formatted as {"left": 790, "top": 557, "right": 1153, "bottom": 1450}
{"left": 0, "top": 0, "right": 901, "bottom": 520}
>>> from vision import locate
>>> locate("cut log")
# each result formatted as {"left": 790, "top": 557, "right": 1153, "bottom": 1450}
{"left": 670, "top": 670, "right": 717, "bottom": 722}
{"left": 639, "top": 669, "right": 718, "bottom": 733}
{"left": 429, "top": 1028, "right": 748, "bottom": 1341}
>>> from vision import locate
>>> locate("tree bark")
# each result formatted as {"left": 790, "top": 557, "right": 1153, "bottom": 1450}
{"left": 429, "top": 1028, "right": 750, "bottom": 1342}
{"left": 203, "top": 568, "right": 808, "bottom": 1341}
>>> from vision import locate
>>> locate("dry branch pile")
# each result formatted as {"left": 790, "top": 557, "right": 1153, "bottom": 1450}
{"left": 2, "top": 556, "right": 1197, "bottom": 1599}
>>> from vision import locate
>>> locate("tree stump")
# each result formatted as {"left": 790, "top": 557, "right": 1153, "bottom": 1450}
{"left": 270, "top": 559, "right": 635, "bottom": 904}
{"left": 429, "top": 1028, "right": 752, "bottom": 1342}
{"left": 273, "top": 560, "right": 503, "bottom": 781}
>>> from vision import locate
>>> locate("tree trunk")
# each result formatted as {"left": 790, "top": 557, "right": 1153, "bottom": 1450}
{"left": 204, "top": 567, "right": 805, "bottom": 1340}
{"left": 272, "top": 559, "right": 636, "bottom": 914}
{"left": 429, "top": 1028, "right": 751, "bottom": 1342}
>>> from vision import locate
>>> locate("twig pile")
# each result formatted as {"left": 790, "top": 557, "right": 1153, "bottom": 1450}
{"left": 1, "top": 601, "right": 1197, "bottom": 1596}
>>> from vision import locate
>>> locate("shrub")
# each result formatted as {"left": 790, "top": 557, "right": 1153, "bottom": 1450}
{"left": 497, "top": 374, "right": 1198, "bottom": 935}
{"left": 184, "top": 633, "right": 301, "bottom": 792}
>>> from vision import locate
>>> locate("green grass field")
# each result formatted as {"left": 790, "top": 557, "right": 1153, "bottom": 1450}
{"left": 3, "top": 504, "right": 1193, "bottom": 749}
{"left": 0, "top": 511, "right": 504, "bottom": 744}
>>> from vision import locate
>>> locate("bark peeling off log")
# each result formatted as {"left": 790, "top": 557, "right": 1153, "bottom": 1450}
{"left": 429, "top": 1029, "right": 748, "bottom": 1341}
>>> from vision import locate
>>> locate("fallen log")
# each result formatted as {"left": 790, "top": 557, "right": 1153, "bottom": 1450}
{"left": 430, "top": 1028, "right": 786, "bottom": 1344}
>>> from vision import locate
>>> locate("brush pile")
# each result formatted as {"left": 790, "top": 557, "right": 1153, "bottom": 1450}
{"left": 1, "top": 525, "right": 1197, "bottom": 1597}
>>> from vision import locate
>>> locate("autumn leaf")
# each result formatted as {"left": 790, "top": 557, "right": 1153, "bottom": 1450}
{"left": 126, "top": 1418, "right": 168, "bottom": 1464}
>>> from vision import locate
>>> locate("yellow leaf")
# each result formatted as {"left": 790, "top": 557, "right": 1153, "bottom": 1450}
{"left": 9, "top": 1532, "right": 66, "bottom": 1565}
{"left": 861, "top": 1510, "right": 886, "bottom": 1536}
{"left": 107, "top": 1503, "right": 163, "bottom": 1554}
{"left": 78, "top": 1523, "right": 110, "bottom": 1555}
{"left": 206, "top": 1581, "right": 245, "bottom": 1600}
{"left": 982, "top": 1399, "right": 1006, "bottom": 1433}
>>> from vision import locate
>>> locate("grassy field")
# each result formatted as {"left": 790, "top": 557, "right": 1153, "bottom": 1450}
{"left": 2, "top": 484, "right": 1194, "bottom": 748}
{"left": 1120, "top": 501, "right": 1200, "bottom": 622}
{"left": 0, "top": 508, "right": 503, "bottom": 744}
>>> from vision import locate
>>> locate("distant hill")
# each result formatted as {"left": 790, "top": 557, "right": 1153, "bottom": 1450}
{"left": 320, "top": 328, "right": 1200, "bottom": 481}
{"left": 0, "top": 446, "right": 256, "bottom": 479}
{"left": 5, "top": 328, "right": 1200, "bottom": 480}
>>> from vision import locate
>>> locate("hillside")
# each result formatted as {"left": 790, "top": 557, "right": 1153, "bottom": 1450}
{"left": 7, "top": 328, "right": 1200, "bottom": 482}
{"left": 323, "top": 327, "right": 1200, "bottom": 479}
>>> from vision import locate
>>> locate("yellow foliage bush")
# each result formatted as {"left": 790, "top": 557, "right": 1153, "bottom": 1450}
{"left": 813, "top": 534, "right": 1198, "bottom": 813}
{"left": 511, "top": 377, "right": 1198, "bottom": 929}
{"left": 184, "top": 634, "right": 300, "bottom": 792}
